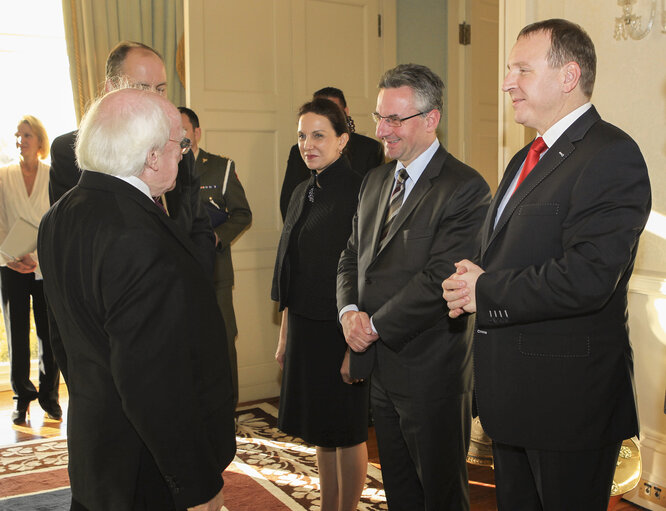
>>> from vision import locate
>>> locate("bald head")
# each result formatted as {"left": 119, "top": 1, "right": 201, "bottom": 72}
{"left": 105, "top": 42, "right": 167, "bottom": 96}
{"left": 76, "top": 88, "right": 177, "bottom": 179}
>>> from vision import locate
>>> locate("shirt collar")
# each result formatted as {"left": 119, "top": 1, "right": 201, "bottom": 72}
{"left": 540, "top": 102, "right": 592, "bottom": 148}
{"left": 395, "top": 138, "right": 440, "bottom": 182}
{"left": 312, "top": 155, "right": 345, "bottom": 188}
{"left": 116, "top": 175, "right": 152, "bottom": 199}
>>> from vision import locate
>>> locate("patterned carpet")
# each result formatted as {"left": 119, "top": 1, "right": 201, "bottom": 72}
{"left": 0, "top": 402, "right": 387, "bottom": 510}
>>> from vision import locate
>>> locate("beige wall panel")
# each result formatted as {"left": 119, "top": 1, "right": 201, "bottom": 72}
{"left": 448, "top": 0, "right": 500, "bottom": 189}
{"left": 468, "top": 0, "right": 499, "bottom": 190}
{"left": 234, "top": 267, "right": 282, "bottom": 402}
{"left": 305, "top": 1, "right": 368, "bottom": 96}
{"left": 204, "top": 125, "right": 281, "bottom": 246}
{"left": 294, "top": 0, "right": 382, "bottom": 140}
{"left": 202, "top": 0, "right": 277, "bottom": 94}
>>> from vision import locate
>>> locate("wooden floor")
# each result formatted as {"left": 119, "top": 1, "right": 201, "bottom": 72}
{"left": 0, "top": 387, "right": 644, "bottom": 510}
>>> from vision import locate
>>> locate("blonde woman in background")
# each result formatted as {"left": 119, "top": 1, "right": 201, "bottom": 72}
{"left": 0, "top": 115, "right": 60, "bottom": 424}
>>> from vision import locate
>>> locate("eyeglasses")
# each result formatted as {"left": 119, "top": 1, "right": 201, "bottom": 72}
{"left": 169, "top": 137, "right": 191, "bottom": 154}
{"left": 372, "top": 111, "right": 426, "bottom": 127}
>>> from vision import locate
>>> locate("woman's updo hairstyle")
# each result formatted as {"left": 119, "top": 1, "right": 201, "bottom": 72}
{"left": 298, "top": 98, "right": 350, "bottom": 139}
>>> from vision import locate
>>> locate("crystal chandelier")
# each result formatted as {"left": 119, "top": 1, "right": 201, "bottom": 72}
{"left": 613, "top": 0, "right": 662, "bottom": 40}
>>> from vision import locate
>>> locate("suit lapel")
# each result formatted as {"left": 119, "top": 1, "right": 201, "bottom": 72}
{"left": 480, "top": 148, "right": 526, "bottom": 254}
{"left": 285, "top": 177, "right": 309, "bottom": 231}
{"left": 370, "top": 164, "right": 397, "bottom": 258}
{"left": 482, "top": 106, "right": 601, "bottom": 258}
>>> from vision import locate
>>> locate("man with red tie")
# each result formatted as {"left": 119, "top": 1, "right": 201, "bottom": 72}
{"left": 442, "top": 19, "right": 651, "bottom": 510}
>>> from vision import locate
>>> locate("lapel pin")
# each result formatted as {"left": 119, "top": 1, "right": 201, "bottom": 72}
{"left": 558, "top": 151, "right": 564, "bottom": 157}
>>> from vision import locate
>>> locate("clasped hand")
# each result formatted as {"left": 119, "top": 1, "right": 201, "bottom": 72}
{"left": 341, "top": 310, "right": 378, "bottom": 353}
{"left": 441, "top": 259, "right": 484, "bottom": 318}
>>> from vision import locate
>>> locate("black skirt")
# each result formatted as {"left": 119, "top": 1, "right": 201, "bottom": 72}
{"left": 278, "top": 310, "right": 368, "bottom": 447}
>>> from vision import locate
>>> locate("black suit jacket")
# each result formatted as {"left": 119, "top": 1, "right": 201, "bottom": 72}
{"left": 337, "top": 144, "right": 490, "bottom": 396}
{"left": 195, "top": 149, "right": 252, "bottom": 288}
{"left": 279, "top": 132, "right": 383, "bottom": 219}
{"left": 38, "top": 171, "right": 236, "bottom": 510}
{"left": 474, "top": 106, "right": 651, "bottom": 451}
{"left": 49, "top": 130, "right": 215, "bottom": 274}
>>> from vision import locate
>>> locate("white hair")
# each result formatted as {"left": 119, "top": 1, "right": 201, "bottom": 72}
{"left": 76, "top": 89, "right": 170, "bottom": 177}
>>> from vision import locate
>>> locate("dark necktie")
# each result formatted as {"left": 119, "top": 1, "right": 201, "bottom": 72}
{"left": 512, "top": 136, "right": 547, "bottom": 195}
{"left": 153, "top": 195, "right": 167, "bottom": 214}
{"left": 380, "top": 168, "right": 409, "bottom": 243}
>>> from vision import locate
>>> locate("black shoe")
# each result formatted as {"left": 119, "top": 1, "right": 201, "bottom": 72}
{"left": 40, "top": 400, "right": 63, "bottom": 421}
{"left": 11, "top": 400, "right": 30, "bottom": 425}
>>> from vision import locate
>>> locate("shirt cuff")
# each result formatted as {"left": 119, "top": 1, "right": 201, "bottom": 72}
{"left": 369, "top": 316, "right": 378, "bottom": 335}
{"left": 339, "top": 304, "right": 359, "bottom": 321}
{"left": 339, "top": 305, "right": 379, "bottom": 336}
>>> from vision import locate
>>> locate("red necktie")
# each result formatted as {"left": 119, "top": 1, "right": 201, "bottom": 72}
{"left": 513, "top": 137, "right": 547, "bottom": 194}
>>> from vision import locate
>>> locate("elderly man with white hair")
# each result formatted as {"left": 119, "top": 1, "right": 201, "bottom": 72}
{"left": 38, "top": 88, "right": 236, "bottom": 511}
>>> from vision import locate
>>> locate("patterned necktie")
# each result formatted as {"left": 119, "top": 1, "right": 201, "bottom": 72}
{"left": 512, "top": 136, "right": 547, "bottom": 195}
{"left": 380, "top": 168, "right": 409, "bottom": 243}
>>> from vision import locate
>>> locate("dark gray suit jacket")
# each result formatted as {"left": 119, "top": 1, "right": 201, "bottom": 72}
{"left": 474, "top": 106, "right": 651, "bottom": 451}
{"left": 337, "top": 144, "right": 490, "bottom": 397}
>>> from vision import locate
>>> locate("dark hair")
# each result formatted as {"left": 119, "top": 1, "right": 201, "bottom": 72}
{"left": 378, "top": 63, "right": 444, "bottom": 114}
{"left": 105, "top": 41, "right": 163, "bottom": 83}
{"left": 178, "top": 106, "right": 200, "bottom": 129}
{"left": 313, "top": 87, "right": 347, "bottom": 109}
{"left": 298, "top": 98, "right": 349, "bottom": 138}
{"left": 519, "top": 19, "right": 596, "bottom": 98}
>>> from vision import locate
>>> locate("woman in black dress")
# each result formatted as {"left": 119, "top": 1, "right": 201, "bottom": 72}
{"left": 272, "top": 98, "right": 368, "bottom": 511}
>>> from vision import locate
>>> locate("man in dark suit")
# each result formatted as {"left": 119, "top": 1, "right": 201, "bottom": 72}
{"left": 337, "top": 64, "right": 490, "bottom": 510}
{"left": 279, "top": 86, "right": 384, "bottom": 219}
{"left": 49, "top": 41, "right": 214, "bottom": 273}
{"left": 442, "top": 19, "right": 651, "bottom": 510}
{"left": 38, "top": 88, "right": 236, "bottom": 511}
{"left": 180, "top": 106, "right": 252, "bottom": 408}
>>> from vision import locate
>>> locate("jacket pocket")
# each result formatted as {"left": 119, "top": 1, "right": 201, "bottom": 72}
{"left": 517, "top": 202, "right": 560, "bottom": 216}
{"left": 518, "top": 333, "right": 590, "bottom": 358}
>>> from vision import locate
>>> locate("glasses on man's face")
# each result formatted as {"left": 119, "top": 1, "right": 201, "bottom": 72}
{"left": 169, "top": 137, "right": 191, "bottom": 154}
{"left": 371, "top": 111, "right": 426, "bottom": 128}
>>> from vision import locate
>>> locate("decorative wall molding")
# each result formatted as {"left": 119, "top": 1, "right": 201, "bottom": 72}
{"left": 629, "top": 270, "right": 666, "bottom": 296}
